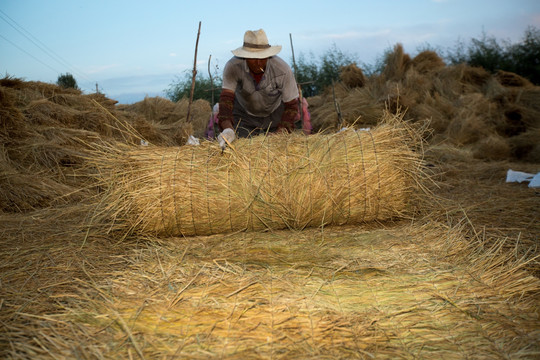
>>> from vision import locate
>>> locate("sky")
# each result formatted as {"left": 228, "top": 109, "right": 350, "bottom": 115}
{"left": 1, "top": 0, "right": 539, "bottom": 104}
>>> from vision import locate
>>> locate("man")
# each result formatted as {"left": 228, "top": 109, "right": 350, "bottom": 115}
{"left": 217, "top": 29, "right": 299, "bottom": 149}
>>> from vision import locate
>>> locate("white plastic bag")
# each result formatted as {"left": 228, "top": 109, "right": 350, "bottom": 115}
{"left": 529, "top": 173, "right": 540, "bottom": 188}
{"left": 506, "top": 169, "right": 534, "bottom": 183}
{"left": 506, "top": 169, "right": 540, "bottom": 188}
{"left": 186, "top": 135, "right": 200, "bottom": 146}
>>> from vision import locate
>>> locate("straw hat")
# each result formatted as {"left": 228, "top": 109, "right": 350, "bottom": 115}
{"left": 231, "top": 29, "right": 282, "bottom": 59}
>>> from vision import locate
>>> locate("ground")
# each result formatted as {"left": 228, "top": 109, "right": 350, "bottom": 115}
{"left": 1, "top": 152, "right": 539, "bottom": 359}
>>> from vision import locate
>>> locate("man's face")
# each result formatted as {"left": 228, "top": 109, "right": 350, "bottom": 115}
{"left": 246, "top": 58, "right": 268, "bottom": 74}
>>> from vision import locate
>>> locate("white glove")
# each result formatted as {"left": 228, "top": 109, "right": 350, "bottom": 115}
{"left": 218, "top": 128, "right": 236, "bottom": 150}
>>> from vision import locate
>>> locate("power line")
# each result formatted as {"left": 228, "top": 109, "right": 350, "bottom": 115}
{"left": 0, "top": 9, "right": 94, "bottom": 84}
{"left": 0, "top": 33, "right": 61, "bottom": 74}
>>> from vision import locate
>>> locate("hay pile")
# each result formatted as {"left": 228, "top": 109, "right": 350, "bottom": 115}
{"left": 309, "top": 44, "right": 540, "bottom": 162}
{"left": 0, "top": 77, "right": 210, "bottom": 213}
{"left": 1, "top": 216, "right": 539, "bottom": 358}
{"left": 119, "top": 96, "right": 210, "bottom": 140}
{"left": 1, "top": 50, "right": 539, "bottom": 359}
{"left": 89, "top": 111, "right": 424, "bottom": 237}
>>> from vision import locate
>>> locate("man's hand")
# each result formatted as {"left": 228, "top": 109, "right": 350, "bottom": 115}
{"left": 218, "top": 128, "right": 236, "bottom": 150}
{"left": 278, "top": 98, "right": 299, "bottom": 133}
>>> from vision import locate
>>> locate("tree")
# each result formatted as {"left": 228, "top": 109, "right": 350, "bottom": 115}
{"left": 166, "top": 70, "right": 222, "bottom": 104}
{"left": 294, "top": 52, "right": 319, "bottom": 97}
{"left": 508, "top": 26, "right": 540, "bottom": 84}
{"left": 445, "top": 26, "right": 540, "bottom": 85}
{"left": 294, "top": 44, "right": 358, "bottom": 96}
{"left": 57, "top": 73, "right": 79, "bottom": 89}
{"left": 318, "top": 44, "right": 357, "bottom": 91}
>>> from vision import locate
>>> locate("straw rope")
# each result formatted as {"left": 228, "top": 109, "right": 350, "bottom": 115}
{"left": 90, "top": 115, "right": 423, "bottom": 237}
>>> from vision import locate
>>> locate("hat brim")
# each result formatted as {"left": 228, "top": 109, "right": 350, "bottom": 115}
{"left": 231, "top": 45, "right": 282, "bottom": 59}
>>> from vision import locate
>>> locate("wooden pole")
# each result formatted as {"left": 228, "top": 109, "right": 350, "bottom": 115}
{"left": 289, "top": 33, "right": 298, "bottom": 76}
{"left": 289, "top": 33, "right": 303, "bottom": 127}
{"left": 208, "top": 54, "right": 214, "bottom": 106}
{"left": 208, "top": 54, "right": 219, "bottom": 139}
{"left": 332, "top": 80, "right": 343, "bottom": 128}
{"left": 186, "top": 21, "right": 201, "bottom": 123}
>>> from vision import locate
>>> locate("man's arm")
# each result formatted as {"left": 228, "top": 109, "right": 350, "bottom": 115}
{"left": 217, "top": 89, "right": 235, "bottom": 131}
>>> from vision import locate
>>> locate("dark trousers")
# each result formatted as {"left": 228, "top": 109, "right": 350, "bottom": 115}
{"left": 233, "top": 101, "right": 284, "bottom": 138}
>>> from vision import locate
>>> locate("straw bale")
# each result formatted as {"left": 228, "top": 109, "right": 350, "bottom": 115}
{"left": 0, "top": 145, "right": 88, "bottom": 212}
{"left": 411, "top": 50, "right": 446, "bottom": 74}
{"left": 0, "top": 166, "right": 82, "bottom": 212}
{"left": 508, "top": 130, "right": 540, "bottom": 162}
{"left": 129, "top": 115, "right": 170, "bottom": 145}
{"left": 49, "top": 93, "right": 93, "bottom": 109}
{"left": 123, "top": 96, "right": 178, "bottom": 123}
{"left": 324, "top": 80, "right": 350, "bottom": 99}
{"left": 336, "top": 88, "right": 384, "bottom": 126}
{"left": 445, "top": 115, "right": 488, "bottom": 146}
{"left": 382, "top": 43, "right": 412, "bottom": 81}
{"left": 472, "top": 133, "right": 511, "bottom": 160}
{"left": 0, "top": 75, "right": 24, "bottom": 88}
{"left": 495, "top": 70, "right": 534, "bottom": 88}
{"left": 85, "top": 92, "right": 119, "bottom": 108}
{"left": 384, "top": 70, "right": 433, "bottom": 115}
{"left": 306, "top": 95, "right": 323, "bottom": 108}
{"left": 309, "top": 98, "right": 342, "bottom": 132}
{"left": 424, "top": 143, "right": 474, "bottom": 163}
{"left": 445, "top": 93, "right": 497, "bottom": 145}
{"left": 0, "top": 87, "right": 31, "bottom": 141}
{"left": 74, "top": 110, "right": 116, "bottom": 136}
{"left": 497, "top": 105, "right": 529, "bottom": 136}
{"left": 430, "top": 74, "right": 462, "bottom": 102}
{"left": 454, "top": 64, "right": 492, "bottom": 88}
{"left": 188, "top": 99, "right": 212, "bottom": 138}
{"left": 339, "top": 63, "right": 367, "bottom": 88}
{"left": 304, "top": 95, "right": 333, "bottom": 132}
{"left": 403, "top": 67, "right": 433, "bottom": 94}
{"left": 124, "top": 97, "right": 211, "bottom": 139}
{"left": 411, "top": 92, "right": 455, "bottom": 134}
{"left": 485, "top": 78, "right": 521, "bottom": 109}
{"left": 311, "top": 84, "right": 384, "bottom": 132}
{"left": 435, "top": 64, "right": 492, "bottom": 98}
{"left": 21, "top": 79, "right": 82, "bottom": 102}
{"left": 90, "top": 112, "right": 423, "bottom": 237}
{"left": 516, "top": 87, "right": 540, "bottom": 113}
{"left": 21, "top": 97, "right": 141, "bottom": 144}
{"left": 23, "top": 98, "right": 80, "bottom": 127}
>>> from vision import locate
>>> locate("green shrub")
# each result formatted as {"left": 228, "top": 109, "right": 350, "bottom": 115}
{"left": 56, "top": 73, "right": 79, "bottom": 89}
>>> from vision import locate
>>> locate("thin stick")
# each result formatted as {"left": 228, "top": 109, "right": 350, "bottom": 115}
{"left": 186, "top": 21, "right": 202, "bottom": 124}
{"left": 332, "top": 80, "right": 343, "bottom": 127}
{"left": 289, "top": 33, "right": 303, "bottom": 125}
{"left": 112, "top": 308, "right": 146, "bottom": 360}
{"left": 226, "top": 281, "right": 258, "bottom": 298}
{"left": 208, "top": 54, "right": 214, "bottom": 106}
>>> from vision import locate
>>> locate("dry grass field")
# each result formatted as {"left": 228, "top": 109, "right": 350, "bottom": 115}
{"left": 1, "top": 45, "right": 539, "bottom": 359}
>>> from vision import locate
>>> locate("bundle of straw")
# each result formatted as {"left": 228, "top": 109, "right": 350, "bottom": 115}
{"left": 91, "top": 112, "right": 423, "bottom": 237}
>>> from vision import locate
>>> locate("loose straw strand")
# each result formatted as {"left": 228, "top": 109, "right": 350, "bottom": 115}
{"left": 159, "top": 152, "right": 170, "bottom": 236}
{"left": 173, "top": 149, "right": 182, "bottom": 236}
{"left": 306, "top": 134, "right": 314, "bottom": 228}
{"left": 189, "top": 147, "right": 198, "bottom": 235}
{"left": 205, "top": 145, "right": 214, "bottom": 235}
{"left": 368, "top": 131, "right": 381, "bottom": 219}
{"left": 342, "top": 132, "right": 352, "bottom": 224}
{"left": 355, "top": 130, "right": 368, "bottom": 222}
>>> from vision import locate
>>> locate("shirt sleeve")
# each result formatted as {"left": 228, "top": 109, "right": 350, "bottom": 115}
{"left": 281, "top": 64, "right": 299, "bottom": 103}
{"left": 222, "top": 59, "right": 238, "bottom": 91}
